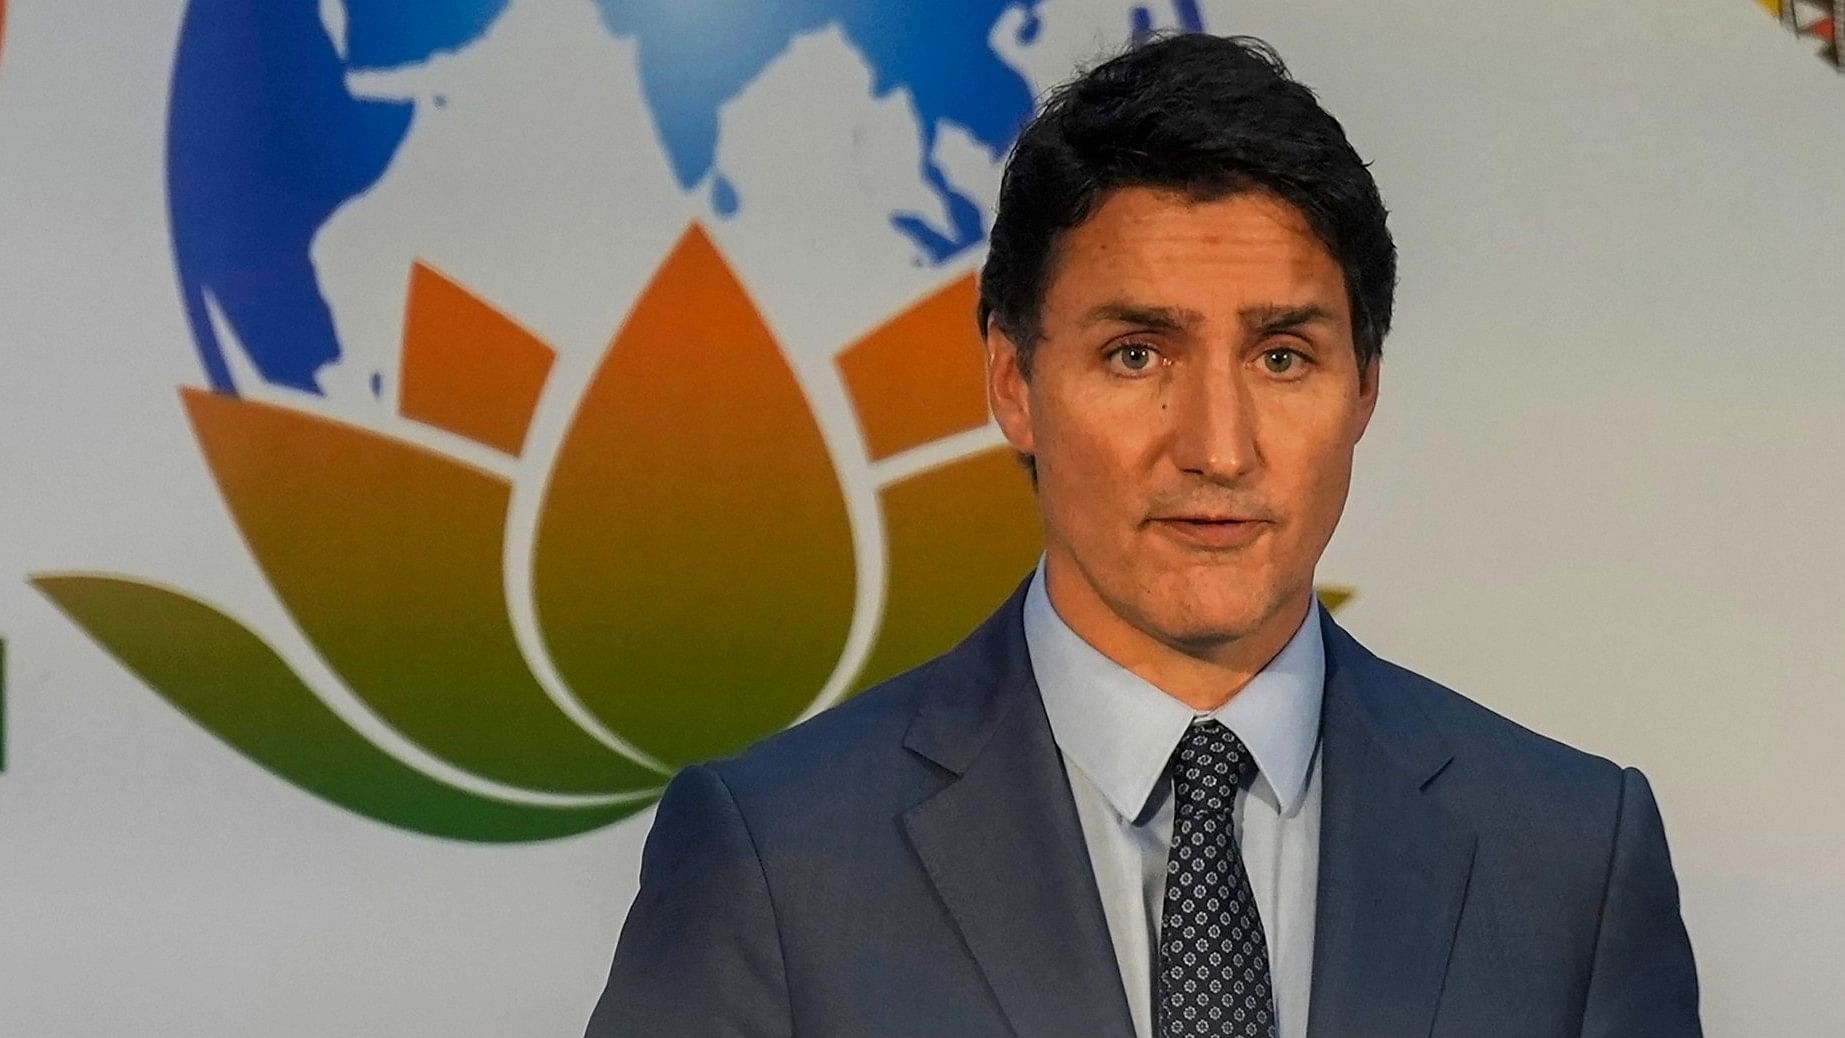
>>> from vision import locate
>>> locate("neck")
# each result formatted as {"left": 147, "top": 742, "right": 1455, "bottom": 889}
{"left": 1042, "top": 560, "right": 1311, "bottom": 713}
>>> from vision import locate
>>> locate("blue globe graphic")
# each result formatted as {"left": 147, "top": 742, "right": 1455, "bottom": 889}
{"left": 165, "top": 0, "right": 1070, "bottom": 397}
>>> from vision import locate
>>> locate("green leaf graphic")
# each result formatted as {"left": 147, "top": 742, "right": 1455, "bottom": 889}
{"left": 33, "top": 575, "right": 656, "bottom": 842}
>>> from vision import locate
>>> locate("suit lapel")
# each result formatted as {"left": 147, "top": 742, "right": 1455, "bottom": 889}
{"left": 900, "top": 586, "right": 1137, "bottom": 1038}
{"left": 1307, "top": 617, "right": 1477, "bottom": 1038}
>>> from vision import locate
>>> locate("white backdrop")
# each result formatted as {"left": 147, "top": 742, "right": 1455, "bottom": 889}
{"left": 1, "top": 1, "right": 1841, "bottom": 1034}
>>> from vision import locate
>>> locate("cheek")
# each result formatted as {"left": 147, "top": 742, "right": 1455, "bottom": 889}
{"left": 1261, "top": 409, "right": 1358, "bottom": 526}
{"left": 1042, "top": 431, "right": 1128, "bottom": 517}
{"left": 1036, "top": 424, "right": 1159, "bottom": 554}
{"left": 1295, "top": 442, "right": 1357, "bottom": 545}
{"left": 1037, "top": 387, "right": 1158, "bottom": 488}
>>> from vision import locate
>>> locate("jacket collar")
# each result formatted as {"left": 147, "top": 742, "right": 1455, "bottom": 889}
{"left": 1307, "top": 613, "right": 1476, "bottom": 1038}
{"left": 901, "top": 578, "right": 1138, "bottom": 1038}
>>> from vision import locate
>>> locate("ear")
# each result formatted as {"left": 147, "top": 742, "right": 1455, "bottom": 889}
{"left": 1351, "top": 357, "right": 1381, "bottom": 443}
{"left": 985, "top": 325, "right": 1036, "bottom": 457}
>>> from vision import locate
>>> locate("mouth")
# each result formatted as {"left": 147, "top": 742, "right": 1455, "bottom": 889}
{"left": 1148, "top": 516, "right": 1271, "bottom": 550}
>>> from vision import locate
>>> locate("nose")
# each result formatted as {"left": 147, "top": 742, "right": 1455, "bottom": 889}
{"left": 1168, "top": 361, "right": 1258, "bottom": 485}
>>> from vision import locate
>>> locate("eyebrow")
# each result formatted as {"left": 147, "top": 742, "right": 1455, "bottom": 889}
{"left": 1079, "top": 302, "right": 1205, "bottom": 332}
{"left": 1240, "top": 303, "right": 1336, "bottom": 337}
{"left": 1079, "top": 301, "right": 1337, "bottom": 336}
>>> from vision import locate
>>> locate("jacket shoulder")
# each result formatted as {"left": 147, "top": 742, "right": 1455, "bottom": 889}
{"left": 1354, "top": 647, "right": 1634, "bottom": 845}
{"left": 699, "top": 650, "right": 956, "bottom": 812}
{"left": 1390, "top": 655, "right": 1623, "bottom": 780}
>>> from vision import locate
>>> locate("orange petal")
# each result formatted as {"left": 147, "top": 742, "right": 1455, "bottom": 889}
{"left": 184, "top": 388, "right": 654, "bottom": 794}
{"left": 836, "top": 274, "right": 991, "bottom": 461}
{"left": 533, "top": 226, "right": 856, "bottom": 767}
{"left": 398, "top": 262, "right": 554, "bottom": 456}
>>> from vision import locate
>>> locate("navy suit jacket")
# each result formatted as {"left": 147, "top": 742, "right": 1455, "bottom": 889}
{"left": 587, "top": 583, "right": 1701, "bottom": 1037}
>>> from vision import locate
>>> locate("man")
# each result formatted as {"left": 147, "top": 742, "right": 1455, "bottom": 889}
{"left": 587, "top": 33, "right": 1700, "bottom": 1038}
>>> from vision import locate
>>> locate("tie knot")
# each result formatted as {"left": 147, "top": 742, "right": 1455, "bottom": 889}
{"left": 1170, "top": 720, "right": 1256, "bottom": 815}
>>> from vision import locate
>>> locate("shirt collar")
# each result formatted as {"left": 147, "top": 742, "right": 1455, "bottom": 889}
{"left": 1024, "top": 561, "right": 1325, "bottom": 821}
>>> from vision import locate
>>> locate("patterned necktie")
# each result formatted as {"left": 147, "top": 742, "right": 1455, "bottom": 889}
{"left": 1157, "top": 720, "right": 1276, "bottom": 1037}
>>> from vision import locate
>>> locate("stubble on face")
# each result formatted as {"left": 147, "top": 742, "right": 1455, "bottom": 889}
{"left": 987, "top": 187, "right": 1378, "bottom": 708}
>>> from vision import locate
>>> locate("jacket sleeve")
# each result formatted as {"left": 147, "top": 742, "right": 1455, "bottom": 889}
{"left": 585, "top": 764, "right": 793, "bottom": 1038}
{"left": 1578, "top": 767, "right": 1702, "bottom": 1037}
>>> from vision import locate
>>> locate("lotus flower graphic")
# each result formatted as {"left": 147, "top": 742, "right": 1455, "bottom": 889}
{"left": 33, "top": 227, "right": 1050, "bottom": 841}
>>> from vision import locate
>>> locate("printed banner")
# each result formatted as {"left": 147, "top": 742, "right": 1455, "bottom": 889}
{"left": 0, "top": 1, "right": 1840, "bottom": 1034}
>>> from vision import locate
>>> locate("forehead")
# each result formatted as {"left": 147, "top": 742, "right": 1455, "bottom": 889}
{"left": 1041, "top": 187, "right": 1349, "bottom": 328}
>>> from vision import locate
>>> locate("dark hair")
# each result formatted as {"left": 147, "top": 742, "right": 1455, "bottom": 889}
{"left": 978, "top": 33, "right": 1396, "bottom": 376}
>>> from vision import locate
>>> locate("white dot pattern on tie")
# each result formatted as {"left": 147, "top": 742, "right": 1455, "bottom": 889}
{"left": 1157, "top": 720, "right": 1276, "bottom": 1037}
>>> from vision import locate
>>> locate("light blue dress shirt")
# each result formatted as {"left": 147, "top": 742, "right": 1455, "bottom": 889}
{"left": 1023, "top": 565, "right": 1325, "bottom": 1038}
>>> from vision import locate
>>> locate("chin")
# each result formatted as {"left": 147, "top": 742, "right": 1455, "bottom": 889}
{"left": 1134, "top": 578, "right": 1278, "bottom": 651}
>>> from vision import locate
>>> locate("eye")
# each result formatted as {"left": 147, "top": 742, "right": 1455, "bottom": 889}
{"left": 1106, "top": 343, "right": 1162, "bottom": 375}
{"left": 1260, "top": 348, "right": 1308, "bottom": 377}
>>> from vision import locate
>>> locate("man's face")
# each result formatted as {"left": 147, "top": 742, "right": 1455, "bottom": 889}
{"left": 987, "top": 187, "right": 1378, "bottom": 660}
